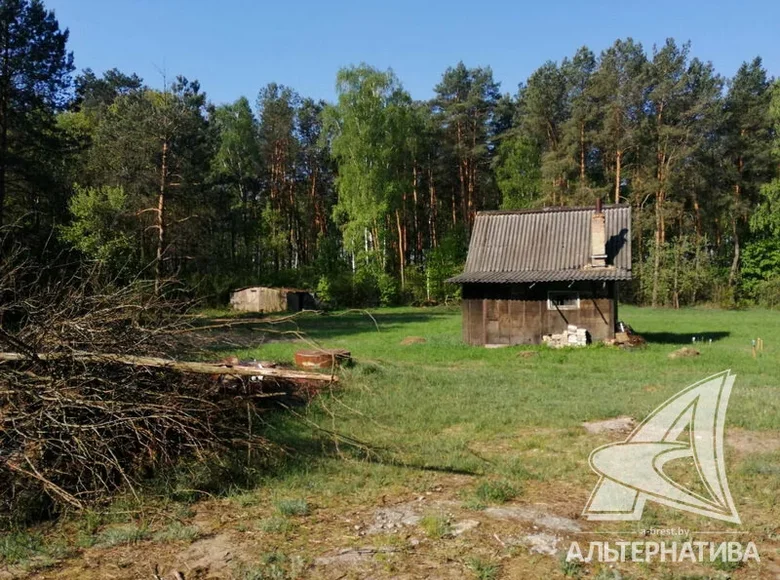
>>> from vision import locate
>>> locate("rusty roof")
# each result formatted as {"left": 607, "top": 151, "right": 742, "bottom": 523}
{"left": 448, "top": 205, "right": 631, "bottom": 284}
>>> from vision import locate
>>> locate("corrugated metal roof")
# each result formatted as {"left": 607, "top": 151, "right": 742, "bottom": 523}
{"left": 448, "top": 205, "right": 631, "bottom": 284}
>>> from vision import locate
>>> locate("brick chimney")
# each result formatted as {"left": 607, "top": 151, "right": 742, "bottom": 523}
{"left": 591, "top": 198, "right": 607, "bottom": 268}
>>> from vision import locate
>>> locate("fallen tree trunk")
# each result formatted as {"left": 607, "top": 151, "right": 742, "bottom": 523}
{"left": 0, "top": 243, "right": 336, "bottom": 523}
{"left": 0, "top": 352, "right": 337, "bottom": 382}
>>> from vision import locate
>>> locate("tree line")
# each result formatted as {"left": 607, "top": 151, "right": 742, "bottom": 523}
{"left": 3, "top": 0, "right": 780, "bottom": 308}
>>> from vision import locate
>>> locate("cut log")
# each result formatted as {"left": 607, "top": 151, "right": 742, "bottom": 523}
{"left": 0, "top": 352, "right": 337, "bottom": 382}
{"left": 294, "top": 349, "right": 351, "bottom": 369}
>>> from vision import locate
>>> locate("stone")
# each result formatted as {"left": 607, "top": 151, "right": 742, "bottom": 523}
{"left": 523, "top": 532, "right": 562, "bottom": 556}
{"left": 451, "top": 519, "right": 480, "bottom": 536}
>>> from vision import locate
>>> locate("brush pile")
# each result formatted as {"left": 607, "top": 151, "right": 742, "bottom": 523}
{"left": 0, "top": 246, "right": 328, "bottom": 523}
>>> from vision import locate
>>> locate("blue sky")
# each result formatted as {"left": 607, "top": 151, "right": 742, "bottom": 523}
{"left": 48, "top": 0, "right": 779, "bottom": 105}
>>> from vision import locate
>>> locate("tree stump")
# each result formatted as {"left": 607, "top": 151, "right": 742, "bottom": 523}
{"left": 294, "top": 349, "right": 351, "bottom": 369}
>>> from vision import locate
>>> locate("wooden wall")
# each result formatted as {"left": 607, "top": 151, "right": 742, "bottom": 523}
{"left": 461, "top": 281, "right": 617, "bottom": 345}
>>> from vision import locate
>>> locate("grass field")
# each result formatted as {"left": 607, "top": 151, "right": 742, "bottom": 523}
{"left": 7, "top": 305, "right": 780, "bottom": 579}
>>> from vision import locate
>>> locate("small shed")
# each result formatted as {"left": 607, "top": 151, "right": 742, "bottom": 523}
{"left": 229, "top": 287, "right": 316, "bottom": 313}
{"left": 448, "top": 203, "right": 631, "bottom": 345}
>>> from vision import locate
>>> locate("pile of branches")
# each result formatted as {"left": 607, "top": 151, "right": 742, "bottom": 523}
{"left": 0, "top": 245, "right": 299, "bottom": 522}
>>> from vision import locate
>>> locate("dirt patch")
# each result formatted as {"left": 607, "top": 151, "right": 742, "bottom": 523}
{"left": 668, "top": 347, "right": 700, "bottom": 359}
{"left": 516, "top": 351, "right": 538, "bottom": 359}
{"left": 364, "top": 499, "right": 460, "bottom": 535}
{"left": 582, "top": 416, "right": 635, "bottom": 435}
{"left": 400, "top": 336, "right": 427, "bottom": 345}
{"left": 314, "top": 546, "right": 399, "bottom": 566}
{"left": 169, "top": 533, "right": 243, "bottom": 578}
{"left": 365, "top": 503, "right": 423, "bottom": 534}
{"left": 483, "top": 505, "right": 581, "bottom": 533}
{"left": 451, "top": 519, "right": 480, "bottom": 536}
{"left": 726, "top": 428, "right": 780, "bottom": 455}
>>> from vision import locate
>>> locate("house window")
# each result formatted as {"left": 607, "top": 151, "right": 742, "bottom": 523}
{"left": 548, "top": 291, "right": 580, "bottom": 310}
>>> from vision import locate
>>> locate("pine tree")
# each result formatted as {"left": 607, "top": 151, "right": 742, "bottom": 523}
{"left": 0, "top": 0, "right": 73, "bottom": 227}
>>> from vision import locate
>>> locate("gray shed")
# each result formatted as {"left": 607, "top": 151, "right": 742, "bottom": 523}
{"left": 229, "top": 287, "right": 316, "bottom": 313}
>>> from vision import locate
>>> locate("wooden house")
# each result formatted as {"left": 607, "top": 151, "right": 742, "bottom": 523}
{"left": 448, "top": 202, "right": 631, "bottom": 345}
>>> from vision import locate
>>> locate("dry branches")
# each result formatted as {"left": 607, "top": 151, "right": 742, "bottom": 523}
{"left": 0, "top": 243, "right": 321, "bottom": 523}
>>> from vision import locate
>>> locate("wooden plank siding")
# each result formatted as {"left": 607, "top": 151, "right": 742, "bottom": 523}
{"left": 461, "top": 281, "right": 618, "bottom": 346}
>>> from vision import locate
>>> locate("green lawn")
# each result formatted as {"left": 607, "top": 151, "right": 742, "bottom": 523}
{"left": 11, "top": 305, "right": 780, "bottom": 579}
{"left": 237, "top": 305, "right": 780, "bottom": 434}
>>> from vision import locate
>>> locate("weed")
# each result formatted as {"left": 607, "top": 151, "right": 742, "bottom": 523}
{"left": 559, "top": 551, "right": 584, "bottom": 577}
{"left": 151, "top": 522, "right": 200, "bottom": 542}
{"left": 94, "top": 523, "right": 150, "bottom": 547}
{"left": 273, "top": 498, "right": 309, "bottom": 516}
{"left": 710, "top": 556, "right": 743, "bottom": 572}
{"left": 237, "top": 551, "right": 306, "bottom": 579}
{"left": 78, "top": 509, "right": 102, "bottom": 535}
{"left": 593, "top": 567, "right": 628, "bottom": 580}
{"left": 473, "top": 479, "right": 518, "bottom": 504}
{"left": 419, "top": 512, "right": 452, "bottom": 539}
{"left": 466, "top": 556, "right": 499, "bottom": 579}
{"left": 231, "top": 490, "right": 261, "bottom": 507}
{"left": 257, "top": 516, "right": 294, "bottom": 533}
{"left": 0, "top": 531, "right": 45, "bottom": 565}
{"left": 462, "top": 497, "right": 486, "bottom": 511}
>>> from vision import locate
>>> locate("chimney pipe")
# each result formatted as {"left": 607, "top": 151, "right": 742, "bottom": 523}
{"left": 591, "top": 199, "right": 607, "bottom": 268}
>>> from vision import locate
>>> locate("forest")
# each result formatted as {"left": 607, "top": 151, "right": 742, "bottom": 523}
{"left": 3, "top": 0, "right": 780, "bottom": 309}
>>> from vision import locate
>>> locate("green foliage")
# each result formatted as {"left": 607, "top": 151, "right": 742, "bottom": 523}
{"left": 434, "top": 62, "right": 501, "bottom": 218}
{"left": 741, "top": 237, "right": 780, "bottom": 304}
{"left": 60, "top": 185, "right": 133, "bottom": 266}
{"left": 324, "top": 65, "right": 413, "bottom": 253}
{"left": 752, "top": 277, "right": 780, "bottom": 309}
{"left": 495, "top": 134, "right": 542, "bottom": 209}
{"left": 315, "top": 272, "right": 352, "bottom": 309}
{"left": 635, "top": 236, "right": 720, "bottom": 307}
{"left": 353, "top": 258, "right": 382, "bottom": 307}
{"left": 424, "top": 228, "right": 467, "bottom": 303}
{"left": 752, "top": 178, "right": 780, "bottom": 237}
{"left": 0, "top": 0, "right": 74, "bottom": 228}
{"left": 378, "top": 272, "right": 400, "bottom": 306}
{"left": 14, "top": 20, "right": 780, "bottom": 309}
{"left": 0, "top": 531, "right": 45, "bottom": 565}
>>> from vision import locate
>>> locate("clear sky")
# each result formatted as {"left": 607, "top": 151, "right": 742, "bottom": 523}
{"left": 47, "top": 0, "right": 779, "bottom": 105}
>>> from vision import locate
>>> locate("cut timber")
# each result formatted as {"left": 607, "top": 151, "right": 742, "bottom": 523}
{"left": 294, "top": 349, "right": 351, "bottom": 369}
{"left": 0, "top": 352, "right": 337, "bottom": 382}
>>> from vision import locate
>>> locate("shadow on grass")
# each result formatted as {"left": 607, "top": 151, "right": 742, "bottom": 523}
{"left": 155, "top": 397, "right": 485, "bottom": 505}
{"left": 640, "top": 331, "right": 730, "bottom": 345}
{"left": 203, "top": 309, "right": 457, "bottom": 354}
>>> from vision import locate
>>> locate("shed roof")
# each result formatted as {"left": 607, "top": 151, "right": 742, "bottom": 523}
{"left": 448, "top": 205, "right": 631, "bottom": 284}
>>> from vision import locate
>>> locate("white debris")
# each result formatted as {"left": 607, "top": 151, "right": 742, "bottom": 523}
{"left": 543, "top": 326, "right": 589, "bottom": 348}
